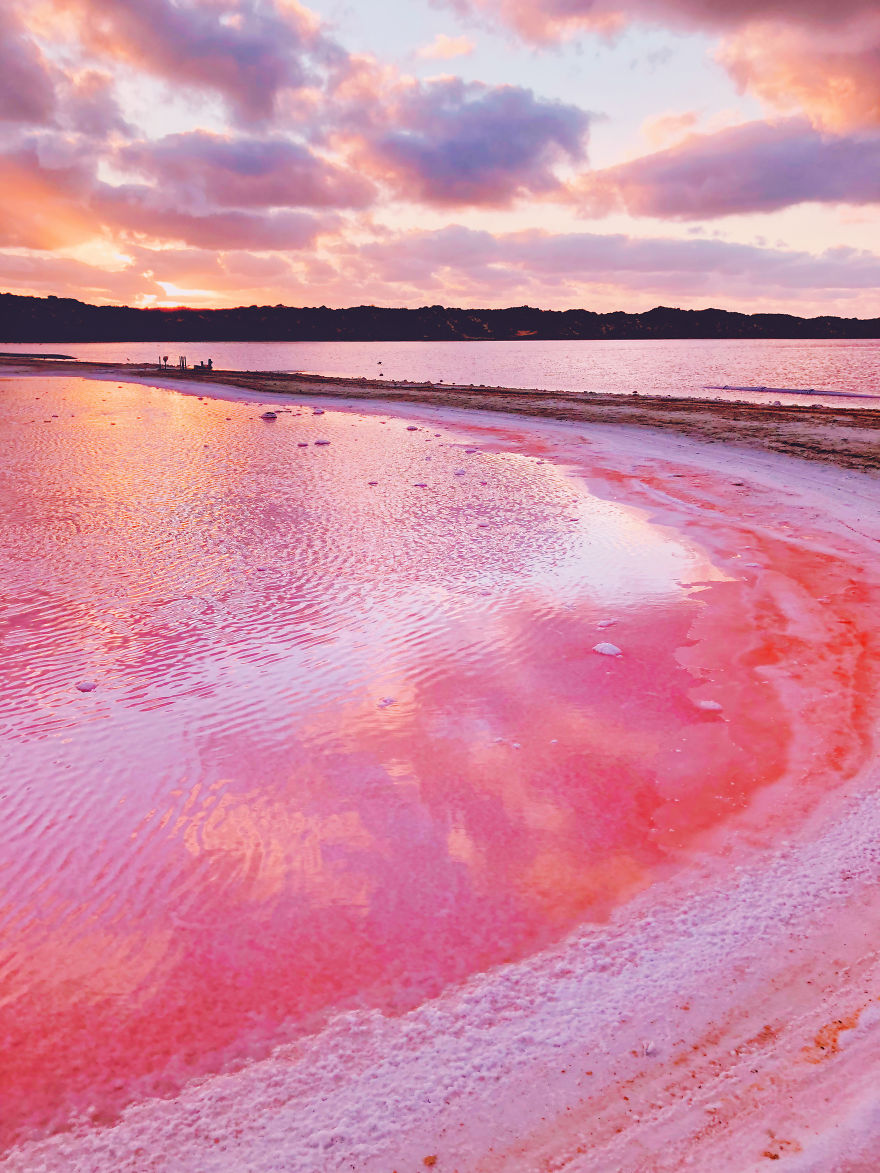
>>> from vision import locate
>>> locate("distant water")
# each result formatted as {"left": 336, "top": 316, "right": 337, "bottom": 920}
{"left": 3, "top": 337, "right": 879, "bottom": 408}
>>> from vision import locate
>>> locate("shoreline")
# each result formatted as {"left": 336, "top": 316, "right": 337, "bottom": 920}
{"left": 2, "top": 354, "right": 879, "bottom": 474}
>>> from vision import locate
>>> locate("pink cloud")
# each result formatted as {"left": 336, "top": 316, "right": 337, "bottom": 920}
{"left": 452, "top": 0, "right": 878, "bottom": 42}
{"left": 0, "top": 7, "right": 56, "bottom": 125}
{"left": 4, "top": 225, "right": 879, "bottom": 315}
{"left": 355, "top": 77, "right": 590, "bottom": 206}
{"left": 117, "top": 131, "right": 375, "bottom": 210}
{"left": 0, "top": 251, "right": 162, "bottom": 303}
{"left": 570, "top": 119, "right": 880, "bottom": 219}
{"left": 0, "top": 140, "right": 337, "bottom": 252}
{"left": 35, "top": 0, "right": 343, "bottom": 123}
{"left": 94, "top": 184, "right": 334, "bottom": 250}
{"left": 416, "top": 34, "right": 476, "bottom": 59}
{"left": 641, "top": 110, "right": 699, "bottom": 150}
{"left": 356, "top": 226, "right": 880, "bottom": 299}
{"left": 449, "top": 0, "right": 880, "bottom": 130}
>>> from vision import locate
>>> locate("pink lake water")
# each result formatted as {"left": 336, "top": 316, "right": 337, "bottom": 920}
{"left": 0, "top": 373, "right": 877, "bottom": 1161}
{"left": 3, "top": 337, "right": 880, "bottom": 406}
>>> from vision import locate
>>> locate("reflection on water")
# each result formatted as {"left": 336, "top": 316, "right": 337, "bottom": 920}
{"left": 0, "top": 375, "right": 828, "bottom": 1147}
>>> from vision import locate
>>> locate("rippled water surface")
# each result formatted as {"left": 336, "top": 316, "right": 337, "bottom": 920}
{"left": 1, "top": 374, "right": 838, "bottom": 1150}
{"left": 4, "top": 337, "right": 880, "bottom": 406}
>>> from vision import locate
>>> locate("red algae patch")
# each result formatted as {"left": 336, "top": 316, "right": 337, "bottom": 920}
{"left": 0, "top": 375, "right": 879, "bottom": 1170}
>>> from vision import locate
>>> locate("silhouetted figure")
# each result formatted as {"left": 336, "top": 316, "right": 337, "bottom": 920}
{"left": 207, "top": 358, "right": 213, "bottom": 370}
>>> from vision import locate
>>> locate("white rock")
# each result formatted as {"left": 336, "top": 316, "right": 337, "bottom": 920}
{"left": 592, "top": 642, "right": 622, "bottom": 657}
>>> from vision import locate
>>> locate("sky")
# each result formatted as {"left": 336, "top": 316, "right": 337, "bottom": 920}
{"left": 1, "top": 0, "right": 879, "bottom": 314}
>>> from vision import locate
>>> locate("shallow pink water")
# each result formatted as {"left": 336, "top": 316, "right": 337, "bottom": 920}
{"left": 0, "top": 375, "right": 872, "bottom": 1152}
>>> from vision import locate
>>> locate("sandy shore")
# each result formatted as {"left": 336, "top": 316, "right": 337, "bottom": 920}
{"left": 2, "top": 355, "right": 879, "bottom": 473}
{"left": 2, "top": 363, "right": 879, "bottom": 1171}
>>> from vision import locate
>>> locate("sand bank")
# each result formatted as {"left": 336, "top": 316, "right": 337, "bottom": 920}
{"left": 2, "top": 355, "right": 879, "bottom": 473}
{"left": 1, "top": 366, "right": 879, "bottom": 1171}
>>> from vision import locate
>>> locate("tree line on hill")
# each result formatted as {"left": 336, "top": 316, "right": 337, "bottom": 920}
{"left": 2, "top": 293, "right": 879, "bottom": 342}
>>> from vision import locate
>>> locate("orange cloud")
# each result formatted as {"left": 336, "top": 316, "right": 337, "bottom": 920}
{"left": 642, "top": 110, "right": 699, "bottom": 149}
{"left": 417, "top": 33, "right": 476, "bottom": 59}
{"left": 0, "top": 150, "right": 97, "bottom": 249}
{"left": 720, "top": 18, "right": 880, "bottom": 131}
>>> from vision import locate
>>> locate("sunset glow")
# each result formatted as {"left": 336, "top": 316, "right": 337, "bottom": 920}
{"left": 0, "top": 0, "right": 878, "bottom": 314}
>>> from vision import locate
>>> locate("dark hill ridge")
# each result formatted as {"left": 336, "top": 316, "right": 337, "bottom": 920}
{"left": 1, "top": 293, "right": 879, "bottom": 342}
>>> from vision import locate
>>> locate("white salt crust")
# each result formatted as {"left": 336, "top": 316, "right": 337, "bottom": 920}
{"left": 4, "top": 374, "right": 879, "bottom": 1172}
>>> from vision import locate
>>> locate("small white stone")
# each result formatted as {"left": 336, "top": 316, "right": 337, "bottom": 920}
{"left": 696, "top": 699, "right": 723, "bottom": 711}
{"left": 592, "top": 642, "right": 622, "bottom": 657}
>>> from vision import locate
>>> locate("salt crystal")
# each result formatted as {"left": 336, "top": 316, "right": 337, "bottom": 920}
{"left": 592, "top": 642, "right": 622, "bottom": 657}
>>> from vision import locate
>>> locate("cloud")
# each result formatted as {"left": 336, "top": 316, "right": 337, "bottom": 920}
{"left": 448, "top": 0, "right": 880, "bottom": 131}
{"left": 641, "top": 110, "right": 699, "bottom": 150}
{"left": 4, "top": 225, "right": 880, "bottom": 314}
{"left": 0, "top": 250, "right": 162, "bottom": 302}
{"left": 0, "top": 140, "right": 337, "bottom": 253}
{"left": 61, "top": 71, "right": 133, "bottom": 138}
{"left": 117, "top": 131, "right": 375, "bottom": 210}
{"left": 0, "top": 7, "right": 56, "bottom": 125}
{"left": 451, "top": 0, "right": 879, "bottom": 42}
{"left": 94, "top": 184, "right": 333, "bottom": 250}
{"left": 720, "top": 18, "right": 880, "bottom": 132}
{"left": 34, "top": 0, "right": 344, "bottom": 123}
{"left": 358, "top": 77, "right": 590, "bottom": 206}
{"left": 325, "top": 224, "right": 880, "bottom": 316}
{"left": 417, "top": 33, "right": 476, "bottom": 59}
{"left": 0, "top": 147, "right": 97, "bottom": 249}
{"left": 570, "top": 119, "right": 880, "bottom": 219}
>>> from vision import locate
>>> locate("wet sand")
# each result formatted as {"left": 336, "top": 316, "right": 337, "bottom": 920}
{"left": 1, "top": 362, "right": 879, "bottom": 1171}
{"left": 3, "top": 355, "right": 880, "bottom": 473}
